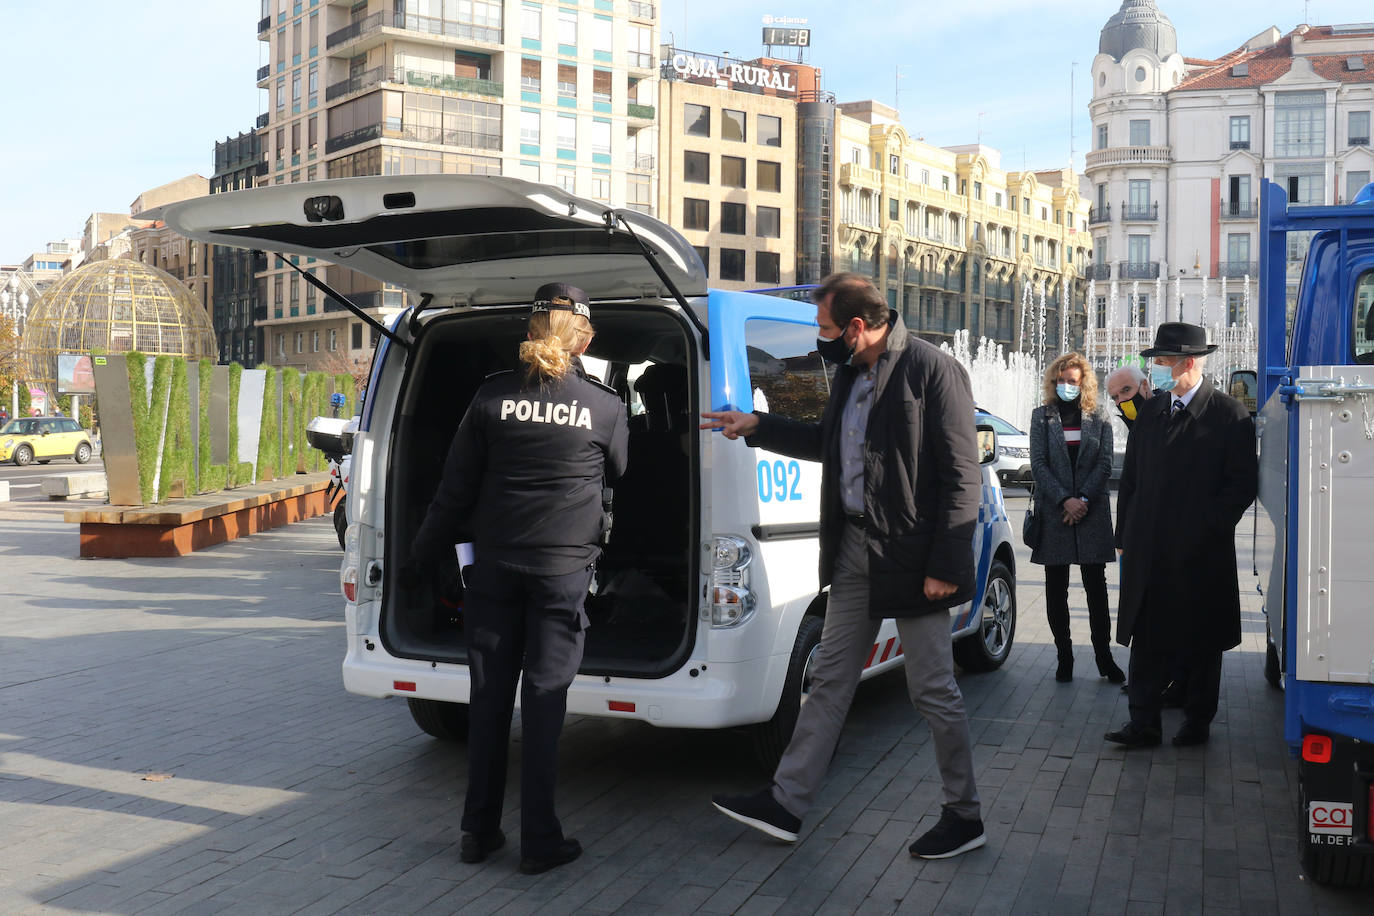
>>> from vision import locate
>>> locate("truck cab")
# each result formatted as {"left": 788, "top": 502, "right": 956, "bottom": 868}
{"left": 1257, "top": 178, "right": 1374, "bottom": 886}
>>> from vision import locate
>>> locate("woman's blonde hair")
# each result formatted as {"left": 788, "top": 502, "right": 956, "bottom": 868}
{"left": 1041, "top": 351, "right": 1099, "bottom": 412}
{"left": 519, "top": 301, "right": 594, "bottom": 384}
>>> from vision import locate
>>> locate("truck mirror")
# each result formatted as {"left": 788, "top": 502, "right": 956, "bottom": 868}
{"left": 1228, "top": 370, "right": 1258, "bottom": 416}
{"left": 976, "top": 423, "right": 998, "bottom": 465}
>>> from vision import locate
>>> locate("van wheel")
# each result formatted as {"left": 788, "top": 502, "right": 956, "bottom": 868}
{"left": 407, "top": 698, "right": 469, "bottom": 741}
{"left": 952, "top": 559, "right": 1016, "bottom": 672}
{"left": 1299, "top": 772, "right": 1374, "bottom": 886}
{"left": 1264, "top": 621, "right": 1282, "bottom": 689}
{"left": 74, "top": 442, "right": 92, "bottom": 464}
{"left": 749, "top": 614, "right": 824, "bottom": 773}
{"left": 334, "top": 500, "right": 347, "bottom": 549}
{"left": 13, "top": 445, "right": 33, "bottom": 466}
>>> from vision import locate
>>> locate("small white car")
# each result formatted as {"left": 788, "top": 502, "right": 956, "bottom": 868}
{"left": 162, "top": 176, "right": 1018, "bottom": 768}
{"left": 976, "top": 410, "right": 1031, "bottom": 489}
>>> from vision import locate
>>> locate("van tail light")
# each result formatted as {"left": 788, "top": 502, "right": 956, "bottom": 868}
{"left": 341, "top": 564, "right": 358, "bottom": 602}
{"left": 709, "top": 535, "right": 756, "bottom": 628}
{"left": 1302, "top": 733, "right": 1333, "bottom": 763}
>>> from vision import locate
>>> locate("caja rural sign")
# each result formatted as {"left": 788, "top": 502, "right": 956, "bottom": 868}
{"left": 667, "top": 54, "right": 797, "bottom": 93}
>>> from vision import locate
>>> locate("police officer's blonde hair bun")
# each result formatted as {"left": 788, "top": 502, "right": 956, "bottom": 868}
{"left": 520, "top": 299, "right": 594, "bottom": 383}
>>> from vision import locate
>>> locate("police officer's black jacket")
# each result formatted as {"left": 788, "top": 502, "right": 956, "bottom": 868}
{"left": 744, "top": 312, "right": 982, "bottom": 619}
{"left": 411, "top": 360, "right": 628, "bottom": 576}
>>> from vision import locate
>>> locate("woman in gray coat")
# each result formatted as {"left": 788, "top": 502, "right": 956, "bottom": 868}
{"left": 1028, "top": 352, "right": 1125, "bottom": 683}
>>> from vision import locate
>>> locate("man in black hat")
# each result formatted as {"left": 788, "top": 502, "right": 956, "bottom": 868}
{"left": 1105, "top": 322, "right": 1257, "bottom": 748}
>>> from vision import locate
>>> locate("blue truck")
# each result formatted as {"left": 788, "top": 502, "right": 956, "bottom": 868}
{"left": 1255, "top": 177, "right": 1374, "bottom": 886}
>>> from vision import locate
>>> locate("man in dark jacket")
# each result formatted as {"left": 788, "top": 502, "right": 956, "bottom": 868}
{"left": 1106, "top": 322, "right": 1258, "bottom": 749}
{"left": 701, "top": 272, "right": 985, "bottom": 859}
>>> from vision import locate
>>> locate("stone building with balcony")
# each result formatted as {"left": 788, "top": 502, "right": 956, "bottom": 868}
{"left": 254, "top": 0, "right": 660, "bottom": 369}
{"left": 1088, "top": 1, "right": 1374, "bottom": 333}
{"left": 211, "top": 130, "right": 268, "bottom": 365}
{"left": 834, "top": 101, "right": 1092, "bottom": 352}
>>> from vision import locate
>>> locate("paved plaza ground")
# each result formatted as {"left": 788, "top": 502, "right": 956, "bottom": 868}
{"left": 0, "top": 492, "right": 1368, "bottom": 914}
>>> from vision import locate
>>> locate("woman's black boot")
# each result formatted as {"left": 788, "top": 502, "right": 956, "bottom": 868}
{"left": 1055, "top": 651, "right": 1074, "bottom": 683}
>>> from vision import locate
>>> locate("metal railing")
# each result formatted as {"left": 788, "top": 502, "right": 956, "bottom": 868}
{"left": 1117, "top": 260, "right": 1160, "bottom": 280}
{"left": 1120, "top": 202, "right": 1159, "bottom": 221}
{"left": 627, "top": 51, "right": 654, "bottom": 69}
{"left": 627, "top": 154, "right": 655, "bottom": 170}
{"left": 258, "top": 16, "right": 271, "bottom": 34}
{"left": 1351, "top": 136, "right": 1370, "bottom": 147}
{"left": 627, "top": 103, "right": 656, "bottom": 120}
{"left": 397, "top": 125, "right": 501, "bottom": 150}
{"left": 256, "top": 113, "right": 270, "bottom": 129}
{"left": 327, "top": 10, "right": 501, "bottom": 50}
{"left": 1219, "top": 199, "right": 1258, "bottom": 219}
{"left": 1089, "top": 204, "right": 1111, "bottom": 224}
{"left": 1218, "top": 260, "right": 1259, "bottom": 278}
{"left": 257, "top": 64, "right": 271, "bottom": 82}
{"left": 327, "top": 66, "right": 502, "bottom": 101}
{"left": 1229, "top": 139, "right": 1251, "bottom": 150}
{"left": 628, "top": 1, "right": 655, "bottom": 19}
{"left": 325, "top": 124, "right": 382, "bottom": 154}
{"left": 1087, "top": 264, "right": 1112, "bottom": 281}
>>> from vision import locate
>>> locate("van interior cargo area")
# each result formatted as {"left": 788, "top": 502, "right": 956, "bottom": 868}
{"left": 383, "top": 306, "right": 699, "bottom": 678}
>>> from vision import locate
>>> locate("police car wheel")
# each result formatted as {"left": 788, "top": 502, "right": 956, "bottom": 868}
{"left": 952, "top": 559, "right": 1016, "bottom": 672}
{"left": 334, "top": 501, "right": 348, "bottom": 549}
{"left": 749, "top": 614, "right": 825, "bottom": 773}
{"left": 1298, "top": 771, "right": 1374, "bottom": 886}
{"left": 407, "top": 698, "right": 470, "bottom": 741}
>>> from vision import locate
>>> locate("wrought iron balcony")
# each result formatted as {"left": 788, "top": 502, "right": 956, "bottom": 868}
{"left": 1088, "top": 204, "right": 1111, "bottom": 225}
{"left": 1229, "top": 139, "right": 1250, "bottom": 150}
{"left": 1218, "top": 260, "right": 1259, "bottom": 279}
{"left": 1120, "top": 202, "right": 1159, "bottom": 222}
{"left": 1087, "top": 263, "right": 1112, "bottom": 281}
{"left": 627, "top": 154, "right": 655, "bottom": 171}
{"left": 257, "top": 64, "right": 271, "bottom": 83}
{"left": 1219, "top": 199, "right": 1257, "bottom": 220}
{"left": 1117, "top": 260, "right": 1160, "bottom": 280}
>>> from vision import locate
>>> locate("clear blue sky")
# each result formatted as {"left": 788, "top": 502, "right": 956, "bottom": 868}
{"left": 2, "top": 0, "right": 1370, "bottom": 265}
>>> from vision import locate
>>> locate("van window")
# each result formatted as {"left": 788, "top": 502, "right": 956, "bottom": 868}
{"left": 744, "top": 319, "right": 831, "bottom": 422}
{"left": 1355, "top": 269, "right": 1374, "bottom": 364}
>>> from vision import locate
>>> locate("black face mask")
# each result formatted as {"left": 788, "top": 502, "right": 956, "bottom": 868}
{"left": 1116, "top": 392, "right": 1147, "bottom": 429}
{"left": 816, "top": 332, "right": 855, "bottom": 366}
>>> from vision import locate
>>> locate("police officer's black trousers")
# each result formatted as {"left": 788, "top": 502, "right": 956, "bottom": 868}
{"left": 460, "top": 561, "right": 592, "bottom": 858}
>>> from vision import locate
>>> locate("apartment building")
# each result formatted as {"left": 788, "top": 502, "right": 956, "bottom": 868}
{"left": 835, "top": 101, "right": 1092, "bottom": 351}
{"left": 211, "top": 130, "right": 269, "bottom": 365}
{"left": 1088, "top": 1, "right": 1374, "bottom": 330}
{"left": 255, "top": 0, "right": 659, "bottom": 370}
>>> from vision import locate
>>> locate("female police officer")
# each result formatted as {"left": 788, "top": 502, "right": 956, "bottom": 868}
{"left": 407, "top": 282, "right": 627, "bottom": 874}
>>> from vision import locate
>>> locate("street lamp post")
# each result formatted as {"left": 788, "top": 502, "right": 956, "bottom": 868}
{"left": 1, "top": 273, "right": 31, "bottom": 420}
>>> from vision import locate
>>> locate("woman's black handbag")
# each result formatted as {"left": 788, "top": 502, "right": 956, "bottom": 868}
{"left": 1021, "top": 496, "right": 1041, "bottom": 549}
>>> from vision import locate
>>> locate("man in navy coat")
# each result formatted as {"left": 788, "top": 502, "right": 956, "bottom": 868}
{"left": 1106, "top": 323, "right": 1258, "bottom": 748}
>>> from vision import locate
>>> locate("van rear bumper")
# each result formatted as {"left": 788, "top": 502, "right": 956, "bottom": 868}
{"left": 342, "top": 647, "right": 785, "bottom": 729}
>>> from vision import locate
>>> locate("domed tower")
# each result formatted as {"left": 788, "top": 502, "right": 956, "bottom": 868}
{"left": 1087, "top": 1, "right": 1187, "bottom": 331}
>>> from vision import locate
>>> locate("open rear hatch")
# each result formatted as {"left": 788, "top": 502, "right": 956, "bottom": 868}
{"left": 157, "top": 174, "right": 707, "bottom": 307}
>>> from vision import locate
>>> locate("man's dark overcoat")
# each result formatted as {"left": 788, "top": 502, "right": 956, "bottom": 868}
{"left": 745, "top": 312, "right": 982, "bottom": 619}
{"left": 1114, "top": 376, "right": 1257, "bottom": 650}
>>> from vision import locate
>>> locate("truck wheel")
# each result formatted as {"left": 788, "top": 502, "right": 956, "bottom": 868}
{"left": 749, "top": 614, "right": 825, "bottom": 773}
{"left": 407, "top": 698, "right": 469, "bottom": 741}
{"left": 13, "top": 445, "right": 32, "bottom": 466}
{"left": 953, "top": 559, "right": 1016, "bottom": 672}
{"left": 334, "top": 500, "right": 347, "bottom": 549}
{"left": 1264, "top": 623, "right": 1282, "bottom": 689}
{"left": 74, "top": 442, "right": 92, "bottom": 464}
{"left": 1299, "top": 774, "right": 1374, "bottom": 886}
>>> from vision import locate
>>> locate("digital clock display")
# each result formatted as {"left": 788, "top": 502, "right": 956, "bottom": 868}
{"left": 762, "top": 27, "right": 810, "bottom": 47}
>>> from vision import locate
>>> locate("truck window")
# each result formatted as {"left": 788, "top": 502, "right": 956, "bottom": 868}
{"left": 744, "top": 319, "right": 831, "bottom": 423}
{"left": 1355, "top": 270, "right": 1374, "bottom": 365}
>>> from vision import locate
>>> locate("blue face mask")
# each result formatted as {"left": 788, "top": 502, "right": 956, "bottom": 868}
{"left": 1149, "top": 363, "right": 1177, "bottom": 392}
{"left": 1055, "top": 383, "right": 1080, "bottom": 402}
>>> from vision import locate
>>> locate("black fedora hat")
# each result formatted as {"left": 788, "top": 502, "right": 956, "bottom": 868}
{"left": 1140, "top": 322, "right": 1217, "bottom": 357}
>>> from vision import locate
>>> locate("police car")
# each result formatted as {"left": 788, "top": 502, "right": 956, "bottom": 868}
{"left": 160, "top": 176, "right": 1018, "bottom": 768}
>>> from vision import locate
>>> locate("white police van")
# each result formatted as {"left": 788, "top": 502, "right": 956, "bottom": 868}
{"left": 161, "top": 176, "right": 1017, "bottom": 767}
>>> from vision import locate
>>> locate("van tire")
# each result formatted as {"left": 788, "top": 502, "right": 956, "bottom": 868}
{"left": 334, "top": 500, "right": 348, "bottom": 549}
{"left": 749, "top": 614, "right": 825, "bottom": 773}
{"left": 1264, "top": 620, "right": 1282, "bottom": 689}
{"left": 1299, "top": 774, "right": 1374, "bottom": 886}
{"left": 407, "top": 698, "right": 470, "bottom": 741}
{"left": 952, "top": 559, "right": 1016, "bottom": 672}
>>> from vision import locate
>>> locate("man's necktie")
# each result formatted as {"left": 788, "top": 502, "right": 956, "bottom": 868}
{"left": 1171, "top": 399, "right": 1185, "bottom": 420}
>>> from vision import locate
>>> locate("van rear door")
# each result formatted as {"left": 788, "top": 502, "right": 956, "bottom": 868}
{"left": 157, "top": 175, "right": 706, "bottom": 306}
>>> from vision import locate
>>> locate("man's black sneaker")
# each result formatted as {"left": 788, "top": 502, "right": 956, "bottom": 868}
{"left": 1104, "top": 723, "right": 1163, "bottom": 748}
{"left": 712, "top": 788, "right": 801, "bottom": 842}
{"left": 908, "top": 809, "right": 986, "bottom": 859}
{"left": 459, "top": 829, "right": 505, "bottom": 864}
{"left": 518, "top": 838, "right": 581, "bottom": 875}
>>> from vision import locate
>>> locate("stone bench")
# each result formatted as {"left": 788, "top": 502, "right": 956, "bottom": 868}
{"left": 64, "top": 472, "right": 333, "bottom": 558}
{"left": 42, "top": 472, "right": 109, "bottom": 500}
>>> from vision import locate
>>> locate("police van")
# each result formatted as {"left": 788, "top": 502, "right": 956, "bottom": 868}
{"left": 161, "top": 176, "right": 1017, "bottom": 767}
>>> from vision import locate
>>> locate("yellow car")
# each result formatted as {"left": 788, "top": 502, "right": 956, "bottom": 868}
{"left": 0, "top": 417, "right": 94, "bottom": 466}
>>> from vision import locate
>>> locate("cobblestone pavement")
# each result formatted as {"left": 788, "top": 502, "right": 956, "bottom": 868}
{"left": 0, "top": 493, "right": 1367, "bottom": 915}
